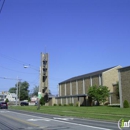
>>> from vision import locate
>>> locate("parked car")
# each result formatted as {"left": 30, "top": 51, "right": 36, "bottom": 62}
{"left": 0, "top": 102, "right": 8, "bottom": 109}
{"left": 20, "top": 102, "right": 29, "bottom": 106}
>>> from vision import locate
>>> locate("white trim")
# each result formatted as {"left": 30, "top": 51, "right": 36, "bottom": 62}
{"left": 90, "top": 77, "right": 92, "bottom": 86}
{"left": 99, "top": 75, "right": 101, "bottom": 85}
{"left": 109, "top": 95, "right": 112, "bottom": 104}
{"left": 66, "top": 98, "right": 68, "bottom": 104}
{"left": 70, "top": 82, "right": 72, "bottom": 95}
{"left": 76, "top": 80, "right": 78, "bottom": 94}
{"left": 61, "top": 98, "right": 62, "bottom": 104}
{"left": 59, "top": 85, "right": 61, "bottom": 96}
{"left": 83, "top": 79, "right": 85, "bottom": 94}
{"left": 65, "top": 83, "right": 66, "bottom": 96}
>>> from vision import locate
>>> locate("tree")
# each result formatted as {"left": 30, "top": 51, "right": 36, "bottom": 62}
{"left": 19, "top": 81, "right": 29, "bottom": 101}
{"left": 31, "top": 86, "right": 39, "bottom": 96}
{"left": 8, "top": 81, "right": 30, "bottom": 101}
{"left": 9, "top": 87, "right": 16, "bottom": 93}
{"left": 88, "top": 85, "right": 110, "bottom": 105}
{"left": 123, "top": 100, "right": 129, "bottom": 108}
{"left": 5, "top": 98, "right": 9, "bottom": 103}
{"left": 40, "top": 97, "right": 45, "bottom": 106}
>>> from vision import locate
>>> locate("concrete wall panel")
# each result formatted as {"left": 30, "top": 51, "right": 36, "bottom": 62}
{"left": 78, "top": 79, "right": 83, "bottom": 95}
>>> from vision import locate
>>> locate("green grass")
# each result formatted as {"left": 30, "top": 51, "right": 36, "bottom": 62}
{"left": 9, "top": 105, "right": 130, "bottom": 122}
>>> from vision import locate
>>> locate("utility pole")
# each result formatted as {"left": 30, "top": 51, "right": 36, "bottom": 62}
{"left": 0, "top": 77, "right": 22, "bottom": 105}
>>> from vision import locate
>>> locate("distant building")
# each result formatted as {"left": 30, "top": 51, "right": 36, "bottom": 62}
{"left": 31, "top": 96, "right": 37, "bottom": 102}
{"left": 0, "top": 91, "right": 18, "bottom": 102}
{"left": 56, "top": 65, "right": 122, "bottom": 106}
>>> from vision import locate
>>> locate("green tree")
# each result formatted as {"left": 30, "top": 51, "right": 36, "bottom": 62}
{"left": 9, "top": 87, "right": 16, "bottom": 93}
{"left": 123, "top": 100, "right": 129, "bottom": 108}
{"left": 88, "top": 85, "right": 110, "bottom": 105}
{"left": 31, "top": 86, "right": 39, "bottom": 96}
{"left": 19, "top": 81, "right": 29, "bottom": 101}
{"left": 9, "top": 81, "right": 29, "bottom": 101}
{"left": 5, "top": 98, "right": 9, "bottom": 103}
{"left": 40, "top": 97, "right": 45, "bottom": 106}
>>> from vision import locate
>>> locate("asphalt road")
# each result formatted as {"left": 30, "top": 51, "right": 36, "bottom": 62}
{"left": 0, "top": 109, "right": 128, "bottom": 130}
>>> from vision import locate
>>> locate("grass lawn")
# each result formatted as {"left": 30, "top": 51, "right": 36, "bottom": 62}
{"left": 9, "top": 105, "right": 130, "bottom": 122}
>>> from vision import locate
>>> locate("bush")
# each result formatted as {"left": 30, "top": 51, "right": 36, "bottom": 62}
{"left": 123, "top": 100, "right": 129, "bottom": 108}
{"left": 5, "top": 98, "right": 9, "bottom": 103}
{"left": 69, "top": 103, "right": 73, "bottom": 106}
{"left": 64, "top": 104, "right": 67, "bottom": 106}
{"left": 40, "top": 97, "right": 45, "bottom": 106}
{"left": 76, "top": 102, "right": 78, "bottom": 107}
{"left": 59, "top": 103, "right": 62, "bottom": 106}
{"left": 53, "top": 104, "right": 57, "bottom": 106}
{"left": 108, "top": 104, "right": 120, "bottom": 107}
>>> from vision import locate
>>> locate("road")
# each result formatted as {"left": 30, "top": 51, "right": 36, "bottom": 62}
{"left": 0, "top": 109, "right": 127, "bottom": 130}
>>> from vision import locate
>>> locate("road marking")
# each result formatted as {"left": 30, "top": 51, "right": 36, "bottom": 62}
{"left": 53, "top": 117, "right": 74, "bottom": 121}
{"left": 0, "top": 110, "right": 10, "bottom": 113}
{"left": 7, "top": 110, "right": 113, "bottom": 130}
{"left": 27, "top": 118, "right": 50, "bottom": 121}
{"left": 0, "top": 114, "right": 39, "bottom": 127}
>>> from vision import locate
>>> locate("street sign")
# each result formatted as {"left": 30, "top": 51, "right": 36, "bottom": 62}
{"left": 38, "top": 92, "right": 42, "bottom": 99}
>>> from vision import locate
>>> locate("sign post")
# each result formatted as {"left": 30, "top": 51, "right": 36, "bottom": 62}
{"left": 37, "top": 92, "right": 41, "bottom": 110}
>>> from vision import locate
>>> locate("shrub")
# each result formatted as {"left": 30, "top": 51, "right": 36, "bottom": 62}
{"left": 5, "top": 98, "right": 9, "bottom": 103}
{"left": 64, "top": 104, "right": 67, "bottom": 106}
{"left": 123, "top": 100, "right": 129, "bottom": 108}
{"left": 108, "top": 104, "right": 120, "bottom": 107}
{"left": 69, "top": 103, "right": 73, "bottom": 106}
{"left": 59, "top": 103, "right": 62, "bottom": 106}
{"left": 76, "top": 102, "right": 78, "bottom": 107}
{"left": 40, "top": 97, "right": 45, "bottom": 106}
{"left": 53, "top": 104, "right": 57, "bottom": 106}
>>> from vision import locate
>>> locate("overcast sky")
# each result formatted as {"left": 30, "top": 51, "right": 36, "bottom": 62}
{"left": 0, "top": 0, "right": 130, "bottom": 95}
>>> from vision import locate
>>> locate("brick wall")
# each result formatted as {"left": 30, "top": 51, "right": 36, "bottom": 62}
{"left": 85, "top": 78, "right": 90, "bottom": 93}
{"left": 78, "top": 79, "right": 83, "bottom": 94}
{"left": 120, "top": 67, "right": 130, "bottom": 104}
{"left": 62, "top": 98, "right": 66, "bottom": 104}
{"left": 66, "top": 82, "right": 70, "bottom": 96}
{"left": 102, "top": 66, "right": 121, "bottom": 92}
{"left": 92, "top": 76, "right": 99, "bottom": 86}
{"left": 72, "top": 81, "right": 76, "bottom": 95}
{"left": 61, "top": 84, "right": 65, "bottom": 96}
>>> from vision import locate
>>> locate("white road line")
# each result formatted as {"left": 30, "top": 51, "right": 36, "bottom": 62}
{"left": 53, "top": 117, "right": 74, "bottom": 121}
{"left": 0, "top": 110, "right": 10, "bottom": 113}
{"left": 27, "top": 118, "right": 50, "bottom": 121}
{"left": 52, "top": 119, "right": 112, "bottom": 130}
{"left": 6, "top": 110, "right": 113, "bottom": 130}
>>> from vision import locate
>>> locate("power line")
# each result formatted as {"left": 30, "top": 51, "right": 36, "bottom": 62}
{"left": 0, "top": 52, "right": 39, "bottom": 70}
{"left": 0, "top": 0, "right": 5, "bottom": 14}
{"left": 0, "top": 76, "right": 21, "bottom": 81}
{"left": 0, "top": 65, "right": 38, "bottom": 74}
